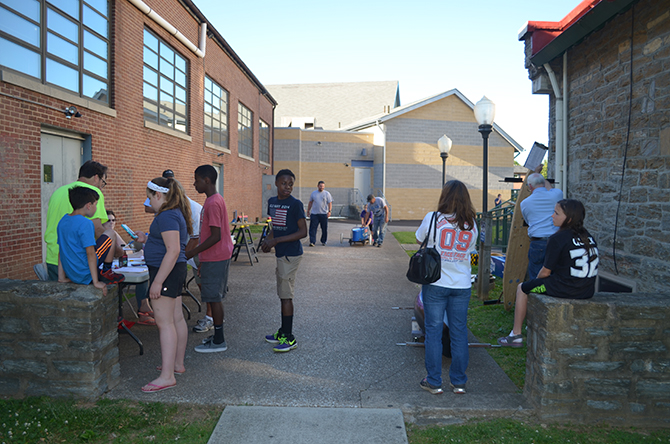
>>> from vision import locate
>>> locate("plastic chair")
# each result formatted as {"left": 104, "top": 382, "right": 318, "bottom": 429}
{"left": 33, "top": 263, "right": 48, "bottom": 281}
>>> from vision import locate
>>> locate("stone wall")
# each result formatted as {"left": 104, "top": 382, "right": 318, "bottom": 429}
{"left": 0, "top": 280, "right": 120, "bottom": 399}
{"left": 525, "top": 292, "right": 670, "bottom": 426}
{"left": 522, "top": 0, "right": 670, "bottom": 293}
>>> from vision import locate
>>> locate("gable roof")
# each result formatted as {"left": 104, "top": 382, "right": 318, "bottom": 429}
{"left": 342, "top": 89, "right": 524, "bottom": 153}
{"left": 267, "top": 81, "right": 400, "bottom": 130}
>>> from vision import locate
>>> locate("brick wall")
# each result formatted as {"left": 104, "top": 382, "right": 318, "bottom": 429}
{"left": 525, "top": 292, "right": 670, "bottom": 426}
{"left": 0, "top": 0, "right": 274, "bottom": 279}
{"left": 0, "top": 280, "right": 120, "bottom": 399}
{"left": 522, "top": 0, "right": 670, "bottom": 293}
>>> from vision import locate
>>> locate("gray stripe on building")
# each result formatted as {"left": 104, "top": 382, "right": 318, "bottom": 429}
{"left": 294, "top": 187, "right": 357, "bottom": 214}
{"left": 274, "top": 139, "right": 301, "bottom": 161}
{"left": 381, "top": 164, "right": 514, "bottom": 190}
{"left": 274, "top": 140, "right": 374, "bottom": 163}
{"left": 386, "top": 119, "right": 511, "bottom": 147}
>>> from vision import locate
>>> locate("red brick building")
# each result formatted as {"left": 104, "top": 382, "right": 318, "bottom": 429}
{"left": 0, "top": 0, "right": 275, "bottom": 279}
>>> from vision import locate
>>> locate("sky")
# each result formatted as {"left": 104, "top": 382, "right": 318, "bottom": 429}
{"left": 191, "top": 0, "right": 580, "bottom": 162}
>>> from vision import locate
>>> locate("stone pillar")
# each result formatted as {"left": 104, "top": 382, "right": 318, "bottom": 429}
{"left": 0, "top": 280, "right": 120, "bottom": 399}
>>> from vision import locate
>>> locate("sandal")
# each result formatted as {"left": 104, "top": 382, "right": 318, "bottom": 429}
{"left": 497, "top": 334, "right": 524, "bottom": 347}
{"left": 137, "top": 313, "right": 156, "bottom": 326}
{"left": 141, "top": 382, "right": 176, "bottom": 393}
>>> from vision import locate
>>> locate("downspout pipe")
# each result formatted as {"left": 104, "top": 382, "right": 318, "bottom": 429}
{"left": 543, "top": 62, "right": 564, "bottom": 193}
{"left": 562, "top": 51, "right": 568, "bottom": 196}
{"left": 128, "top": 0, "right": 207, "bottom": 58}
{"left": 375, "top": 119, "right": 387, "bottom": 200}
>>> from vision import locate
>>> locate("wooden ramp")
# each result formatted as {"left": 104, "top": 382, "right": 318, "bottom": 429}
{"left": 502, "top": 173, "right": 532, "bottom": 310}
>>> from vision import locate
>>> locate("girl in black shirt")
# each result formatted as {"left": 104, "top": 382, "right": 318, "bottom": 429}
{"left": 498, "top": 199, "right": 599, "bottom": 347}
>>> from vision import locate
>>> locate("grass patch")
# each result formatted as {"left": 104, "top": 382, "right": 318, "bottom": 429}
{"left": 245, "top": 224, "right": 267, "bottom": 234}
{"left": 0, "top": 397, "right": 220, "bottom": 443}
{"left": 406, "top": 418, "right": 670, "bottom": 443}
{"left": 468, "top": 265, "right": 526, "bottom": 389}
{"left": 392, "top": 231, "right": 418, "bottom": 244}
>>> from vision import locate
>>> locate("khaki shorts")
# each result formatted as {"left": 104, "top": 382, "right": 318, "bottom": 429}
{"left": 276, "top": 255, "right": 302, "bottom": 299}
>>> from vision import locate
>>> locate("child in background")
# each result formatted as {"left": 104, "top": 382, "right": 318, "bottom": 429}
{"left": 57, "top": 187, "right": 124, "bottom": 292}
{"left": 260, "top": 169, "right": 308, "bottom": 353}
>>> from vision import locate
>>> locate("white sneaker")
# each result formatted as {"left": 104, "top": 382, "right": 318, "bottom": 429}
{"left": 193, "top": 317, "right": 213, "bottom": 333}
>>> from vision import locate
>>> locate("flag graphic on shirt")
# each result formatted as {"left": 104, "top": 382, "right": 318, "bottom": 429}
{"left": 273, "top": 208, "right": 287, "bottom": 227}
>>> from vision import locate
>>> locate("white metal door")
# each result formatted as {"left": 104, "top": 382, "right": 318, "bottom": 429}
{"left": 40, "top": 133, "right": 82, "bottom": 261}
{"left": 354, "top": 167, "right": 372, "bottom": 201}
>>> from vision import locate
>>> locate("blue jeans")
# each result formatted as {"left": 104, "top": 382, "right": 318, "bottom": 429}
{"left": 527, "top": 239, "right": 547, "bottom": 280}
{"left": 422, "top": 284, "right": 471, "bottom": 387}
{"left": 371, "top": 217, "right": 387, "bottom": 245}
{"left": 309, "top": 214, "right": 328, "bottom": 244}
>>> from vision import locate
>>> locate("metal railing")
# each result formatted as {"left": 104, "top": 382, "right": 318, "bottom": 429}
{"left": 476, "top": 203, "right": 515, "bottom": 253}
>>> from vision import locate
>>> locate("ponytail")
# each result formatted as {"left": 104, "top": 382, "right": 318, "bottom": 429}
{"left": 147, "top": 177, "right": 193, "bottom": 236}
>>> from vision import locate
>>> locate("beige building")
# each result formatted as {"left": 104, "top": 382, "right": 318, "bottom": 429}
{"left": 270, "top": 84, "right": 523, "bottom": 220}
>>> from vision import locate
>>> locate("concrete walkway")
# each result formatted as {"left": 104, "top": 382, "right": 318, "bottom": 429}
{"left": 105, "top": 220, "right": 530, "bottom": 441}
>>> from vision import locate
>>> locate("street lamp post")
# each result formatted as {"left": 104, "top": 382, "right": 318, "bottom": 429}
{"left": 437, "top": 135, "right": 452, "bottom": 187}
{"left": 474, "top": 96, "right": 495, "bottom": 300}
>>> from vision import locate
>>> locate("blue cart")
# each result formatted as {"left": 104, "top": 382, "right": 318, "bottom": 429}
{"left": 340, "top": 226, "right": 371, "bottom": 246}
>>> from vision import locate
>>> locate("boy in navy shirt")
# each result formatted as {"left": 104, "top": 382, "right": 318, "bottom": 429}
{"left": 57, "top": 187, "right": 123, "bottom": 293}
{"left": 260, "top": 169, "right": 307, "bottom": 352}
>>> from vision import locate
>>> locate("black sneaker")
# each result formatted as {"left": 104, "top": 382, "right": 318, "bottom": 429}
{"left": 99, "top": 269, "right": 125, "bottom": 284}
{"left": 420, "top": 378, "right": 443, "bottom": 395}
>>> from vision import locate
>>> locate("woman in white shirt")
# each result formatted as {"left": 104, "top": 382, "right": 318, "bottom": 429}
{"left": 415, "top": 180, "right": 478, "bottom": 395}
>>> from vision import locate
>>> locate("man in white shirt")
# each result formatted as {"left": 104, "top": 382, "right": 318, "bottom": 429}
{"left": 306, "top": 181, "right": 333, "bottom": 246}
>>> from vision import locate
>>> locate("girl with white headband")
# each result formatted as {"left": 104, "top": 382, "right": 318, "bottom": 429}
{"left": 134, "top": 176, "right": 193, "bottom": 393}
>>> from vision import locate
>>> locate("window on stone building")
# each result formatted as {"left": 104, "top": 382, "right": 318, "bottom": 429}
{"left": 238, "top": 102, "right": 253, "bottom": 157}
{"left": 0, "top": 0, "right": 110, "bottom": 103}
{"left": 143, "top": 28, "right": 188, "bottom": 133}
{"left": 204, "top": 76, "right": 228, "bottom": 148}
{"left": 259, "top": 119, "right": 270, "bottom": 164}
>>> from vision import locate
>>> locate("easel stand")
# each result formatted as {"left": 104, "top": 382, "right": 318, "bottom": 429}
{"left": 231, "top": 223, "right": 259, "bottom": 265}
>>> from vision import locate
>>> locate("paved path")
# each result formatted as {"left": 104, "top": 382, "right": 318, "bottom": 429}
{"left": 105, "top": 220, "right": 530, "bottom": 440}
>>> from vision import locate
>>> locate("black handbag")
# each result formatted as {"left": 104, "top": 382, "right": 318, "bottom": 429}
{"left": 406, "top": 212, "right": 441, "bottom": 285}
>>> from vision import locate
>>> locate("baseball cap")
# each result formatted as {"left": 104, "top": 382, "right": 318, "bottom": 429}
{"left": 162, "top": 169, "right": 174, "bottom": 178}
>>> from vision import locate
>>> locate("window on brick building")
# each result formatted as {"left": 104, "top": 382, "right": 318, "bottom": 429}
{"left": 238, "top": 102, "right": 253, "bottom": 157}
{"left": 204, "top": 76, "right": 228, "bottom": 148}
{"left": 259, "top": 119, "right": 270, "bottom": 164}
{"left": 143, "top": 28, "right": 188, "bottom": 133}
{"left": 0, "top": 0, "right": 110, "bottom": 103}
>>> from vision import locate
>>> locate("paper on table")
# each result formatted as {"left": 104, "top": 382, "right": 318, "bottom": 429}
{"left": 115, "top": 266, "right": 148, "bottom": 273}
